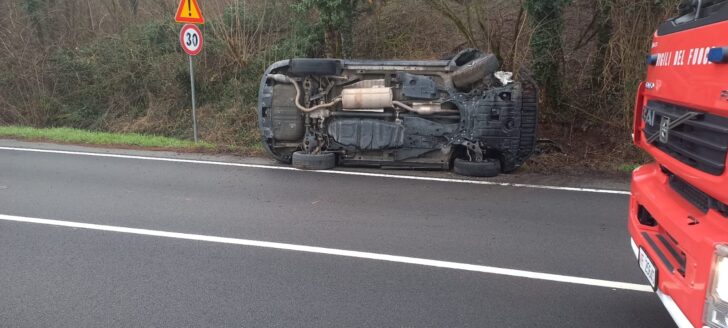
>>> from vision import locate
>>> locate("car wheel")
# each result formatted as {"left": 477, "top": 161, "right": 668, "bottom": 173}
{"left": 453, "top": 158, "right": 501, "bottom": 177}
{"left": 292, "top": 151, "right": 336, "bottom": 170}
{"left": 452, "top": 54, "right": 500, "bottom": 89}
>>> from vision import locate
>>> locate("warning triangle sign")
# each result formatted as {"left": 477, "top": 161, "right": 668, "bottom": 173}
{"left": 175, "top": 0, "right": 205, "bottom": 24}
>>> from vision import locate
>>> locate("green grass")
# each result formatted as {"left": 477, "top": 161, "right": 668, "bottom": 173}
{"left": 0, "top": 126, "right": 214, "bottom": 150}
{"left": 617, "top": 163, "right": 641, "bottom": 173}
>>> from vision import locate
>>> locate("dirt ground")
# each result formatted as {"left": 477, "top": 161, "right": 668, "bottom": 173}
{"left": 523, "top": 123, "right": 648, "bottom": 177}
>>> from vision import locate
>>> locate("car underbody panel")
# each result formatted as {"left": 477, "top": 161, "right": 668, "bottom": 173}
{"left": 257, "top": 49, "right": 538, "bottom": 175}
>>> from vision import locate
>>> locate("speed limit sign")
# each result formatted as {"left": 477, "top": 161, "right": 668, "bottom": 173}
{"left": 180, "top": 24, "right": 203, "bottom": 143}
{"left": 180, "top": 24, "right": 203, "bottom": 56}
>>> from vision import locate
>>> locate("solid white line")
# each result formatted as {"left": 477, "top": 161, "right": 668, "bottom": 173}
{"left": 0, "top": 213, "right": 651, "bottom": 293}
{"left": 0, "top": 146, "right": 631, "bottom": 195}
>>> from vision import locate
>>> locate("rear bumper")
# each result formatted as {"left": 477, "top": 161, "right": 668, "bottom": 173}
{"left": 629, "top": 163, "right": 721, "bottom": 328}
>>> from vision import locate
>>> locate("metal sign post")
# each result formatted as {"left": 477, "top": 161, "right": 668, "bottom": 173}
{"left": 179, "top": 24, "right": 203, "bottom": 143}
{"left": 188, "top": 55, "right": 198, "bottom": 143}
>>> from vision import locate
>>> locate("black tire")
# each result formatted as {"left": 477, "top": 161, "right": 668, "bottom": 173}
{"left": 288, "top": 58, "right": 342, "bottom": 77}
{"left": 501, "top": 83, "right": 538, "bottom": 173}
{"left": 453, "top": 158, "right": 501, "bottom": 177}
{"left": 292, "top": 151, "right": 336, "bottom": 170}
{"left": 452, "top": 54, "right": 500, "bottom": 89}
{"left": 451, "top": 48, "right": 481, "bottom": 66}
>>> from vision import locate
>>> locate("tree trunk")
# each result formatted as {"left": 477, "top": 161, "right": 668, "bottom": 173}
{"left": 524, "top": 0, "right": 570, "bottom": 118}
{"left": 592, "top": 0, "right": 613, "bottom": 89}
{"left": 324, "top": 28, "right": 342, "bottom": 58}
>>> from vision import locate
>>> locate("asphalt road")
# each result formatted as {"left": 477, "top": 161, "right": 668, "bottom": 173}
{"left": 0, "top": 142, "right": 675, "bottom": 327}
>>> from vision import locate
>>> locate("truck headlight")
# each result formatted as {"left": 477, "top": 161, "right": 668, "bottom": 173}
{"left": 705, "top": 245, "right": 728, "bottom": 328}
{"left": 716, "top": 256, "right": 728, "bottom": 302}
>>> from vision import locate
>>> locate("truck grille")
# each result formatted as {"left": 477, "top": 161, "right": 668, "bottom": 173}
{"left": 644, "top": 101, "right": 728, "bottom": 176}
{"left": 666, "top": 169, "right": 728, "bottom": 218}
{"left": 669, "top": 173, "right": 710, "bottom": 212}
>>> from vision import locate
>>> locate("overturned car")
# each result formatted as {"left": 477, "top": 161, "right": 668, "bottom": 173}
{"left": 257, "top": 49, "right": 538, "bottom": 177}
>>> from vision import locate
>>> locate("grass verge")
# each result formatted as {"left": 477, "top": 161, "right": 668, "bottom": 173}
{"left": 0, "top": 126, "right": 214, "bottom": 150}
{"left": 617, "top": 163, "right": 641, "bottom": 173}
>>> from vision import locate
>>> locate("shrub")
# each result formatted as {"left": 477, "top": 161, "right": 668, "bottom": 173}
{"left": 50, "top": 21, "right": 184, "bottom": 129}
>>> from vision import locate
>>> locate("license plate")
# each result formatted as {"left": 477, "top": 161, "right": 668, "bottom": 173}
{"left": 639, "top": 247, "right": 658, "bottom": 290}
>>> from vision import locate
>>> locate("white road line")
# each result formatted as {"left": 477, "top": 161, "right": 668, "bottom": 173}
{"left": 0, "top": 213, "right": 651, "bottom": 293}
{"left": 0, "top": 146, "right": 630, "bottom": 195}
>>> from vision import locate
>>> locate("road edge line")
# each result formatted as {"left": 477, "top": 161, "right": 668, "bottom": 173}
{"left": 0, "top": 146, "right": 631, "bottom": 195}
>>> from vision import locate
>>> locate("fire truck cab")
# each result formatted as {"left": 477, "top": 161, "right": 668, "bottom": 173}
{"left": 631, "top": 1, "right": 728, "bottom": 327}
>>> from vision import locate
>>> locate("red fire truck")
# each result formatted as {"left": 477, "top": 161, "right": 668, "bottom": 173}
{"left": 630, "top": 1, "right": 728, "bottom": 327}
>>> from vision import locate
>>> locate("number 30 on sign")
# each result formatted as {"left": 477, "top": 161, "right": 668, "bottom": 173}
{"left": 180, "top": 24, "right": 203, "bottom": 56}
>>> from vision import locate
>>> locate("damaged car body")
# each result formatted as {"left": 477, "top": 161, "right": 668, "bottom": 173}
{"left": 257, "top": 49, "right": 538, "bottom": 177}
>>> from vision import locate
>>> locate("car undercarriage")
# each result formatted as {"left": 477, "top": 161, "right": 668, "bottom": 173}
{"left": 257, "top": 49, "right": 538, "bottom": 177}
